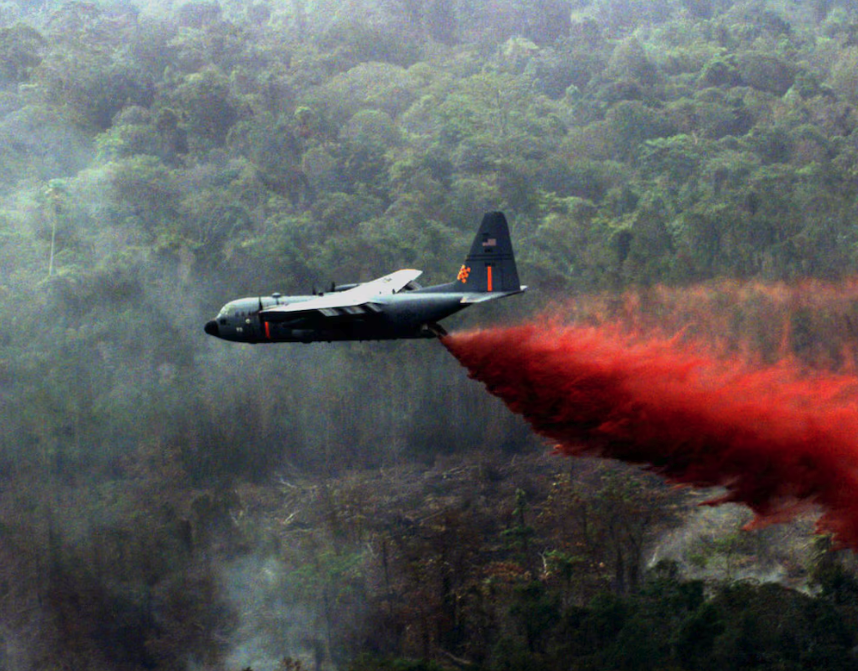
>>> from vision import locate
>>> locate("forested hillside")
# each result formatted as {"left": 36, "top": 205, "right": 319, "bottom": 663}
{"left": 4, "top": 0, "right": 858, "bottom": 669}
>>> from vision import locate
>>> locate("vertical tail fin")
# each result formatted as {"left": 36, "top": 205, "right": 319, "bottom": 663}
{"left": 455, "top": 212, "right": 522, "bottom": 293}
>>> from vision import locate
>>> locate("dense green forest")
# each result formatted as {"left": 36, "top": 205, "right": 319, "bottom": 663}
{"left": 4, "top": 0, "right": 858, "bottom": 668}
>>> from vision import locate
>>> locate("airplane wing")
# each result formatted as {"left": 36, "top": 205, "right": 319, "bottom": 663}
{"left": 260, "top": 269, "right": 422, "bottom": 320}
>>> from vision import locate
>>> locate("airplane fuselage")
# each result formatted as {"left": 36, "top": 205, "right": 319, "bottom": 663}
{"left": 204, "top": 288, "right": 473, "bottom": 343}
{"left": 204, "top": 212, "right": 526, "bottom": 345}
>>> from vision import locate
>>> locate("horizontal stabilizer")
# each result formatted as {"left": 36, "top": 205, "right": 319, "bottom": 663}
{"left": 459, "top": 287, "right": 527, "bottom": 304}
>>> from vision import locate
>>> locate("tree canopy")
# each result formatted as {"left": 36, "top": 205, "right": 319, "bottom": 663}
{"left": 3, "top": 0, "right": 858, "bottom": 668}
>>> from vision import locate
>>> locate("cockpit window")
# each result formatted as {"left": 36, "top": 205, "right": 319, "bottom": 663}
{"left": 217, "top": 304, "right": 234, "bottom": 318}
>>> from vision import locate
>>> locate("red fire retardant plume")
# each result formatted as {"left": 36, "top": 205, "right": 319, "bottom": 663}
{"left": 443, "top": 323, "right": 858, "bottom": 549}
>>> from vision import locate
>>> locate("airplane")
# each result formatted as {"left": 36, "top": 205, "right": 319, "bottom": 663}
{"left": 204, "top": 211, "right": 526, "bottom": 343}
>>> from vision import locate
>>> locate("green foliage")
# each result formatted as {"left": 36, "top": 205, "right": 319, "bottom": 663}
{"left": 606, "top": 37, "right": 658, "bottom": 86}
{"left": 604, "top": 101, "right": 676, "bottom": 161}
{"left": 171, "top": 67, "right": 239, "bottom": 150}
{"left": 6, "top": 0, "right": 858, "bottom": 667}
{"left": 509, "top": 581, "right": 559, "bottom": 653}
{"left": 105, "top": 155, "right": 180, "bottom": 236}
{"left": 348, "top": 654, "right": 447, "bottom": 671}
{"left": 317, "top": 17, "right": 422, "bottom": 70}
{"left": 736, "top": 52, "right": 796, "bottom": 95}
{"left": 0, "top": 22, "right": 45, "bottom": 84}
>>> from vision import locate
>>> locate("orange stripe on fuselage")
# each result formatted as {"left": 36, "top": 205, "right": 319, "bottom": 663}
{"left": 265, "top": 321, "right": 271, "bottom": 339}
{"left": 487, "top": 265, "right": 493, "bottom": 292}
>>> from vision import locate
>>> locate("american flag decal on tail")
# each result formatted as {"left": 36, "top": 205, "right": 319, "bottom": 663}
{"left": 456, "top": 211, "right": 522, "bottom": 294}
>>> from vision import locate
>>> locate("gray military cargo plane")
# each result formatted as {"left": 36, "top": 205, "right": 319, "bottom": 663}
{"left": 204, "top": 211, "right": 526, "bottom": 343}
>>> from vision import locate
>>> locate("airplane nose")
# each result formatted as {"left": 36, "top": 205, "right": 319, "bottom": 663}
{"left": 204, "top": 320, "right": 219, "bottom": 337}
